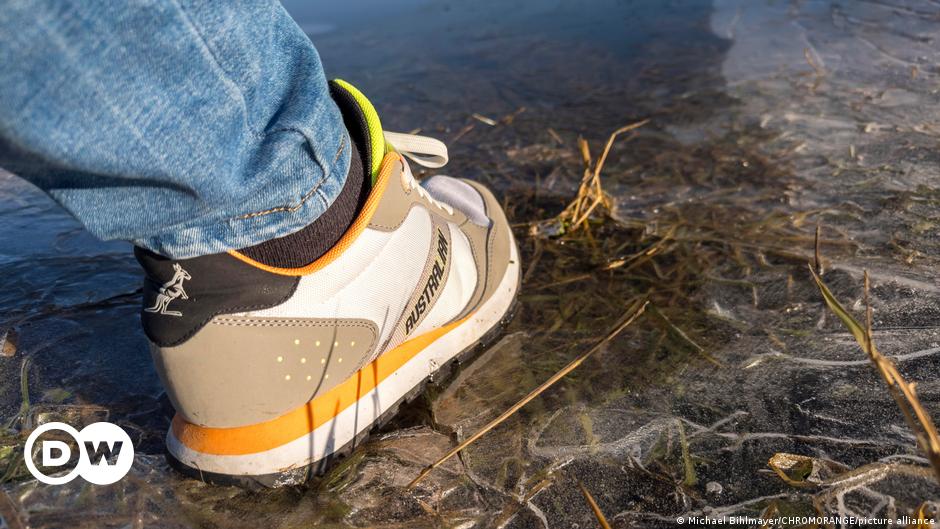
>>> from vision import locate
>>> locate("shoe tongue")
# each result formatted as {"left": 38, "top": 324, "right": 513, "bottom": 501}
{"left": 329, "top": 79, "right": 386, "bottom": 184}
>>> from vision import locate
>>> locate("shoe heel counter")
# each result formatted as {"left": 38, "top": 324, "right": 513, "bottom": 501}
{"left": 135, "top": 247, "right": 299, "bottom": 347}
{"left": 151, "top": 316, "right": 380, "bottom": 428}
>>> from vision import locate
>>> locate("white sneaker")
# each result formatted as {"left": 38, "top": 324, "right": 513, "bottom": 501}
{"left": 135, "top": 80, "right": 521, "bottom": 487}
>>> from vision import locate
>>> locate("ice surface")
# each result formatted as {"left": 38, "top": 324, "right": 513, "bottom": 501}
{"left": 1, "top": 1, "right": 939, "bottom": 527}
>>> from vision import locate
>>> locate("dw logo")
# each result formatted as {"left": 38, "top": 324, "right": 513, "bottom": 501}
{"left": 23, "top": 422, "right": 134, "bottom": 485}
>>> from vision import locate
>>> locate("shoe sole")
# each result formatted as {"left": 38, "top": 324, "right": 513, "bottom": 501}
{"left": 165, "top": 234, "right": 521, "bottom": 488}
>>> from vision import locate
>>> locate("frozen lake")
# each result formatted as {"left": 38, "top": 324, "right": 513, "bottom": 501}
{"left": 1, "top": 0, "right": 939, "bottom": 527}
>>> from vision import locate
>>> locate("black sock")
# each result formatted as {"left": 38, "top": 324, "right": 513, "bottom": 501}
{"left": 239, "top": 138, "right": 368, "bottom": 268}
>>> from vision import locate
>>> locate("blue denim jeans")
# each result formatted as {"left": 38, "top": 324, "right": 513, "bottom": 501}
{"left": 0, "top": 0, "right": 349, "bottom": 259}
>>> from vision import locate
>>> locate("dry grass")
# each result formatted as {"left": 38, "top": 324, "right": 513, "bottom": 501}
{"left": 809, "top": 265, "right": 940, "bottom": 484}
{"left": 529, "top": 119, "right": 648, "bottom": 237}
{"left": 578, "top": 481, "right": 612, "bottom": 529}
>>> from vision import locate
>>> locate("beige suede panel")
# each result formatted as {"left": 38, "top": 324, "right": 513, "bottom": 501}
{"left": 152, "top": 317, "right": 378, "bottom": 428}
{"left": 367, "top": 159, "right": 466, "bottom": 232}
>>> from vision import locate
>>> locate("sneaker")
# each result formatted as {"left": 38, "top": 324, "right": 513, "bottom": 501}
{"left": 135, "top": 80, "right": 521, "bottom": 487}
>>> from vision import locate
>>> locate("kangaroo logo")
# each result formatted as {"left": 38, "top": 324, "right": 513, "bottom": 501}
{"left": 144, "top": 263, "right": 191, "bottom": 317}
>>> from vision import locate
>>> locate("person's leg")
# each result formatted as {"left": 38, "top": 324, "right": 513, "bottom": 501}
{"left": 1, "top": 0, "right": 522, "bottom": 488}
{"left": 0, "top": 0, "right": 350, "bottom": 259}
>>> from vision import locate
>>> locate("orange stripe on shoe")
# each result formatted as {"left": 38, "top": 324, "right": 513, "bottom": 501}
{"left": 172, "top": 314, "right": 470, "bottom": 456}
{"left": 227, "top": 152, "right": 401, "bottom": 276}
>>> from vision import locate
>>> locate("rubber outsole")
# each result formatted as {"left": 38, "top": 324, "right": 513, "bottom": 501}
{"left": 165, "top": 277, "right": 520, "bottom": 489}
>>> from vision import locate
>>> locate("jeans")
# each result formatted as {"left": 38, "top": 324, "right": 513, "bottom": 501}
{"left": 0, "top": 0, "right": 349, "bottom": 259}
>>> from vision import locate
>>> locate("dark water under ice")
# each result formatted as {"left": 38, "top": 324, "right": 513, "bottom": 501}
{"left": 2, "top": 0, "right": 940, "bottom": 527}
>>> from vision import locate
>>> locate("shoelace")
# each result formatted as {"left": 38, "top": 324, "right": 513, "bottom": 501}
{"left": 384, "top": 131, "right": 454, "bottom": 215}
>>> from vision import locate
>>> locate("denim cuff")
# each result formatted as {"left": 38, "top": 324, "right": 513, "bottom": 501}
{"left": 136, "top": 122, "right": 351, "bottom": 259}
